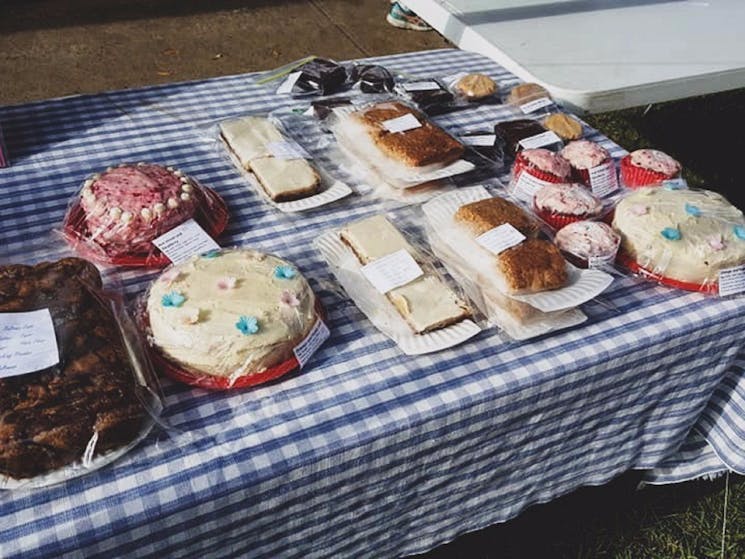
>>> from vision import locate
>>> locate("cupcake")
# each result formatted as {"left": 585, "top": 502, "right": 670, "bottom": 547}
{"left": 554, "top": 221, "right": 621, "bottom": 268}
{"left": 560, "top": 140, "right": 613, "bottom": 185}
{"left": 620, "top": 149, "right": 681, "bottom": 188}
{"left": 513, "top": 148, "right": 571, "bottom": 185}
{"left": 533, "top": 183, "right": 603, "bottom": 230}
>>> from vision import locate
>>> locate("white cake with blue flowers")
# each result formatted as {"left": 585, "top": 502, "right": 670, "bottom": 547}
{"left": 146, "top": 248, "right": 318, "bottom": 377}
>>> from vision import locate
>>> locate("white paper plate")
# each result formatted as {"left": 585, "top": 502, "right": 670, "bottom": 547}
{"left": 422, "top": 186, "right": 614, "bottom": 313}
{"left": 315, "top": 231, "right": 481, "bottom": 355}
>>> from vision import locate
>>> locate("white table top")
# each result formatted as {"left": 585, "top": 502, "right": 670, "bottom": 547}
{"left": 404, "top": 0, "right": 745, "bottom": 112}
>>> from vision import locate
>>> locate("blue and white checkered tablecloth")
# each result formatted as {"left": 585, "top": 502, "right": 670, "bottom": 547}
{"left": 1, "top": 49, "right": 744, "bottom": 558}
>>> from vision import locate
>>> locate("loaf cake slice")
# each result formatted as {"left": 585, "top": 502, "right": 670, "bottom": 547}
{"left": 340, "top": 214, "right": 470, "bottom": 334}
{"left": 220, "top": 116, "right": 320, "bottom": 201}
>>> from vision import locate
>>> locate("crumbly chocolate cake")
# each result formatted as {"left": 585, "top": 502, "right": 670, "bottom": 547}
{"left": 0, "top": 258, "right": 147, "bottom": 480}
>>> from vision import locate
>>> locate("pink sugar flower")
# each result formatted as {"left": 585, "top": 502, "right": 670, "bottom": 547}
{"left": 181, "top": 309, "right": 200, "bottom": 325}
{"left": 280, "top": 290, "right": 300, "bottom": 307}
{"left": 217, "top": 276, "right": 237, "bottom": 290}
{"left": 630, "top": 204, "right": 649, "bottom": 216}
{"left": 708, "top": 236, "right": 726, "bottom": 251}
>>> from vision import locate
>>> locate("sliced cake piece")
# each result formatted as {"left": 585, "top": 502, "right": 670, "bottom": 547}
{"left": 340, "top": 214, "right": 471, "bottom": 334}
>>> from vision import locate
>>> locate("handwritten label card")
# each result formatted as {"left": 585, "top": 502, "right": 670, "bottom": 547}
{"left": 476, "top": 223, "right": 526, "bottom": 255}
{"left": 518, "top": 131, "right": 562, "bottom": 150}
{"left": 152, "top": 219, "right": 220, "bottom": 265}
{"left": 512, "top": 171, "right": 554, "bottom": 203}
{"left": 718, "top": 266, "right": 745, "bottom": 297}
{"left": 0, "top": 309, "right": 59, "bottom": 378}
{"left": 520, "top": 97, "right": 554, "bottom": 114}
{"left": 293, "top": 319, "right": 331, "bottom": 368}
{"left": 588, "top": 161, "right": 619, "bottom": 197}
{"left": 360, "top": 249, "right": 423, "bottom": 294}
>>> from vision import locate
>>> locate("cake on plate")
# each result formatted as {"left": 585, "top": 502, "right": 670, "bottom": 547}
{"left": 146, "top": 248, "right": 320, "bottom": 378}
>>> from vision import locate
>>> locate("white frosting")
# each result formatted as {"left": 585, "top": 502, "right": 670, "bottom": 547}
{"left": 613, "top": 187, "right": 745, "bottom": 284}
{"left": 147, "top": 249, "right": 318, "bottom": 378}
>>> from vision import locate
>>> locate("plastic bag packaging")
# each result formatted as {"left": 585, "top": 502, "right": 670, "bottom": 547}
{"left": 218, "top": 113, "right": 353, "bottom": 212}
{"left": 261, "top": 56, "right": 351, "bottom": 97}
{"left": 558, "top": 140, "right": 620, "bottom": 198}
{"left": 328, "top": 99, "right": 476, "bottom": 191}
{"left": 349, "top": 64, "right": 396, "bottom": 94}
{"left": 61, "top": 162, "right": 229, "bottom": 268}
{"left": 137, "top": 247, "right": 329, "bottom": 390}
{"left": 611, "top": 185, "right": 745, "bottom": 295}
{"left": 553, "top": 220, "right": 622, "bottom": 271}
{"left": 394, "top": 78, "right": 459, "bottom": 116}
{"left": 315, "top": 212, "right": 482, "bottom": 355}
{"left": 422, "top": 186, "right": 615, "bottom": 340}
{"left": 442, "top": 71, "right": 501, "bottom": 105}
{"left": 0, "top": 253, "right": 163, "bottom": 489}
{"left": 504, "top": 82, "right": 558, "bottom": 116}
{"left": 494, "top": 117, "right": 564, "bottom": 162}
{"left": 618, "top": 148, "right": 682, "bottom": 189}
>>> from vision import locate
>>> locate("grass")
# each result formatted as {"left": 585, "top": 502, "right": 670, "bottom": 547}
{"left": 423, "top": 87, "right": 745, "bottom": 558}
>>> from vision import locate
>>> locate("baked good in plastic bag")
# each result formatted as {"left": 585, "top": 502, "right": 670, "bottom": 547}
{"left": 0, "top": 257, "right": 161, "bottom": 489}
{"left": 315, "top": 214, "right": 480, "bottom": 355}
{"left": 543, "top": 113, "right": 583, "bottom": 141}
{"left": 505, "top": 82, "right": 557, "bottom": 115}
{"left": 612, "top": 186, "right": 745, "bottom": 294}
{"left": 395, "top": 79, "right": 457, "bottom": 115}
{"left": 532, "top": 183, "right": 605, "bottom": 230}
{"left": 560, "top": 140, "right": 620, "bottom": 197}
{"left": 62, "top": 163, "right": 228, "bottom": 267}
{"left": 220, "top": 114, "right": 352, "bottom": 211}
{"left": 330, "top": 100, "right": 475, "bottom": 190}
{"left": 554, "top": 221, "right": 621, "bottom": 270}
{"left": 494, "top": 118, "right": 562, "bottom": 157}
{"left": 141, "top": 248, "right": 329, "bottom": 389}
{"left": 270, "top": 56, "right": 349, "bottom": 96}
{"left": 350, "top": 64, "right": 395, "bottom": 93}
{"left": 509, "top": 148, "right": 572, "bottom": 204}
{"left": 422, "top": 186, "right": 614, "bottom": 340}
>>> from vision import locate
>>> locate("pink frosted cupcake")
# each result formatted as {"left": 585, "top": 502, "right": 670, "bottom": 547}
{"left": 560, "top": 140, "right": 612, "bottom": 185}
{"left": 554, "top": 221, "right": 621, "bottom": 268}
{"left": 620, "top": 149, "right": 681, "bottom": 188}
{"left": 533, "top": 183, "right": 603, "bottom": 230}
{"left": 80, "top": 163, "right": 199, "bottom": 256}
{"left": 513, "top": 148, "right": 571, "bottom": 184}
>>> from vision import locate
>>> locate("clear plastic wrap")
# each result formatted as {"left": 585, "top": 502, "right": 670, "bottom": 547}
{"left": 443, "top": 72, "right": 501, "bottom": 105}
{"left": 619, "top": 148, "right": 683, "bottom": 189}
{"left": 394, "top": 77, "right": 458, "bottom": 116}
{"left": 494, "top": 117, "right": 564, "bottom": 160}
{"left": 553, "top": 220, "right": 621, "bottom": 271}
{"left": 138, "top": 247, "right": 329, "bottom": 389}
{"left": 328, "top": 99, "right": 476, "bottom": 191}
{"left": 422, "top": 186, "right": 615, "bottom": 340}
{"left": 218, "top": 113, "right": 353, "bottom": 212}
{"left": 0, "top": 255, "right": 162, "bottom": 489}
{"left": 611, "top": 186, "right": 745, "bottom": 295}
{"left": 349, "top": 64, "right": 396, "bottom": 94}
{"left": 559, "top": 139, "right": 620, "bottom": 197}
{"left": 314, "top": 213, "right": 481, "bottom": 355}
{"left": 261, "top": 56, "right": 351, "bottom": 97}
{"left": 507, "top": 148, "right": 572, "bottom": 204}
{"left": 62, "top": 162, "right": 228, "bottom": 267}
{"left": 504, "top": 82, "right": 558, "bottom": 116}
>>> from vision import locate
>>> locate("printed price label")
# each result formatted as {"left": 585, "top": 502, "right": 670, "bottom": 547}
{"left": 152, "top": 219, "right": 220, "bottom": 265}
{"left": 512, "top": 171, "right": 554, "bottom": 203}
{"left": 277, "top": 71, "right": 301, "bottom": 94}
{"left": 518, "top": 131, "right": 562, "bottom": 150}
{"left": 718, "top": 266, "right": 745, "bottom": 297}
{"left": 520, "top": 97, "right": 554, "bottom": 114}
{"left": 588, "top": 161, "right": 619, "bottom": 197}
{"left": 293, "top": 319, "right": 330, "bottom": 368}
{"left": 0, "top": 309, "right": 59, "bottom": 378}
{"left": 267, "top": 140, "right": 311, "bottom": 160}
{"left": 476, "top": 223, "right": 526, "bottom": 255}
{"left": 360, "top": 249, "right": 424, "bottom": 294}
{"left": 403, "top": 81, "right": 441, "bottom": 92}
{"left": 462, "top": 134, "right": 496, "bottom": 147}
{"left": 382, "top": 113, "right": 421, "bottom": 134}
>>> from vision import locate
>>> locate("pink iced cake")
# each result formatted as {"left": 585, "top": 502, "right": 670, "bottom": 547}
{"left": 533, "top": 183, "right": 603, "bottom": 230}
{"left": 80, "top": 163, "right": 198, "bottom": 256}
{"left": 620, "top": 149, "right": 681, "bottom": 188}
{"left": 513, "top": 148, "right": 571, "bottom": 184}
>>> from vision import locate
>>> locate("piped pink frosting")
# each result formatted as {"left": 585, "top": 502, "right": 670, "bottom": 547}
{"left": 534, "top": 183, "right": 603, "bottom": 216}
{"left": 555, "top": 221, "right": 620, "bottom": 259}
{"left": 560, "top": 140, "right": 610, "bottom": 170}
{"left": 521, "top": 149, "right": 571, "bottom": 178}
{"left": 629, "top": 149, "right": 681, "bottom": 175}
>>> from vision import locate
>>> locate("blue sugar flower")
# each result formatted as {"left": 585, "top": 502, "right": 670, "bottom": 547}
{"left": 161, "top": 291, "right": 186, "bottom": 308}
{"left": 236, "top": 316, "right": 259, "bottom": 335}
{"left": 684, "top": 203, "right": 701, "bottom": 217}
{"left": 274, "top": 265, "right": 297, "bottom": 280}
{"left": 201, "top": 249, "right": 221, "bottom": 259}
{"left": 661, "top": 227, "right": 682, "bottom": 241}
{"left": 663, "top": 179, "right": 686, "bottom": 191}
{"left": 734, "top": 225, "right": 745, "bottom": 241}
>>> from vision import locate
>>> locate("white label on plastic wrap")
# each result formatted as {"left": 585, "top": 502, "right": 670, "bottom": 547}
{"left": 518, "top": 131, "right": 562, "bottom": 150}
{"left": 277, "top": 71, "right": 301, "bottom": 94}
{"left": 520, "top": 97, "right": 554, "bottom": 114}
{"left": 588, "top": 255, "right": 614, "bottom": 269}
{"left": 152, "top": 219, "right": 220, "bottom": 265}
{"left": 662, "top": 178, "right": 689, "bottom": 190}
{"left": 476, "top": 223, "right": 526, "bottom": 255}
{"left": 512, "top": 172, "right": 554, "bottom": 203}
{"left": 718, "top": 266, "right": 745, "bottom": 297}
{"left": 0, "top": 309, "right": 59, "bottom": 378}
{"left": 267, "top": 140, "right": 311, "bottom": 160}
{"left": 293, "top": 319, "right": 330, "bottom": 368}
{"left": 462, "top": 134, "right": 496, "bottom": 147}
{"left": 588, "top": 160, "right": 619, "bottom": 197}
{"left": 360, "top": 249, "right": 423, "bottom": 294}
{"left": 382, "top": 114, "right": 421, "bottom": 134}
{"left": 403, "top": 81, "right": 441, "bottom": 92}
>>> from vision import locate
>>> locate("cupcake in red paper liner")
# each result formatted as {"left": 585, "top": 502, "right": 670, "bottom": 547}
{"left": 533, "top": 183, "right": 603, "bottom": 230}
{"left": 513, "top": 148, "right": 571, "bottom": 184}
{"left": 64, "top": 163, "right": 228, "bottom": 266}
{"left": 554, "top": 221, "right": 620, "bottom": 268}
{"left": 560, "top": 140, "right": 612, "bottom": 185}
{"left": 620, "top": 149, "right": 681, "bottom": 188}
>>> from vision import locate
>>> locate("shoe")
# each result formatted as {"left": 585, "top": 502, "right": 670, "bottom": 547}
{"left": 386, "top": 2, "right": 433, "bottom": 31}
